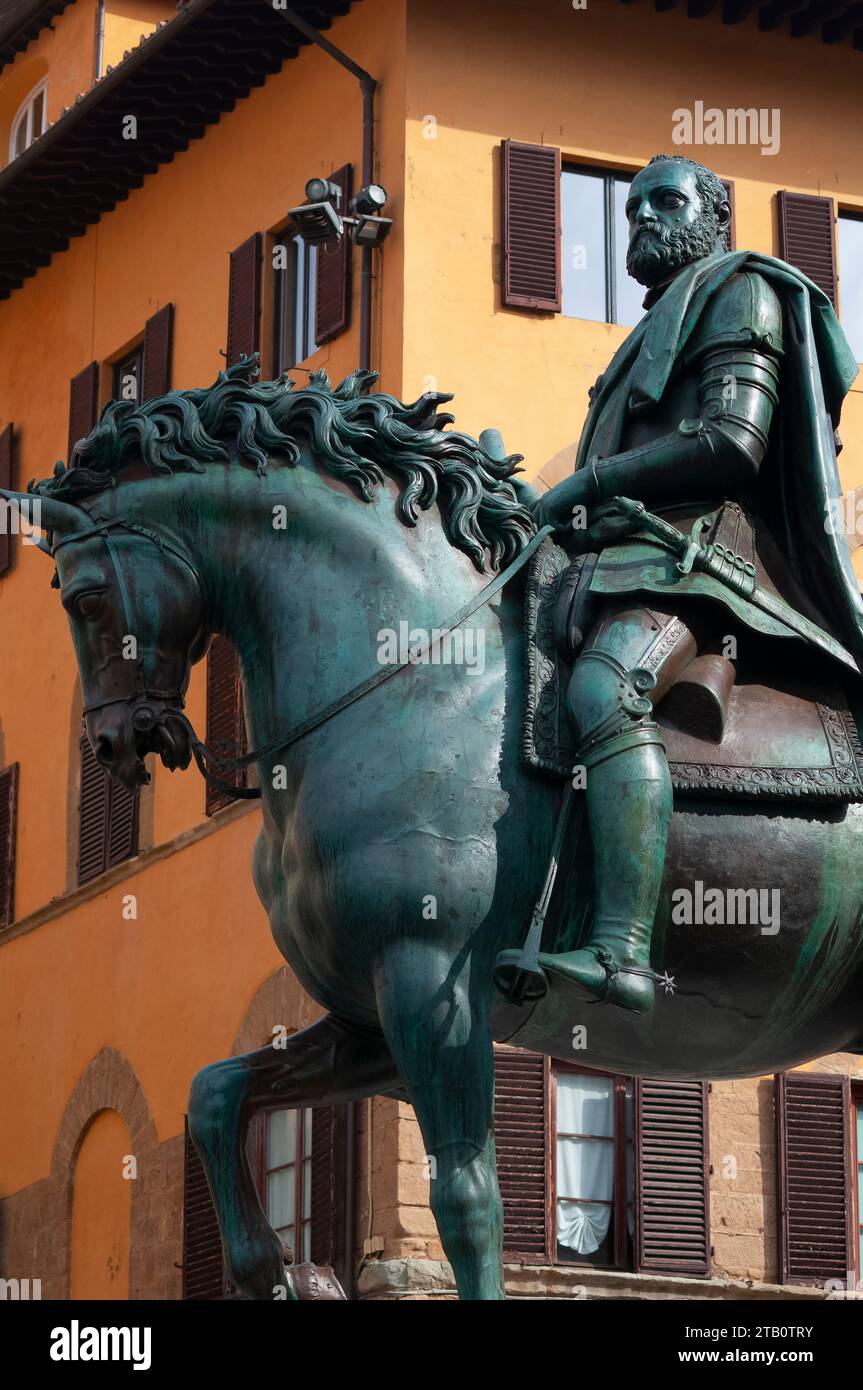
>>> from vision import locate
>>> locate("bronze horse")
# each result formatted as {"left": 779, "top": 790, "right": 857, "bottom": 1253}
{"left": 7, "top": 363, "right": 863, "bottom": 1300}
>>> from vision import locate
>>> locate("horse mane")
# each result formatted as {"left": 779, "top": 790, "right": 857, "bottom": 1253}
{"left": 33, "top": 357, "right": 535, "bottom": 573}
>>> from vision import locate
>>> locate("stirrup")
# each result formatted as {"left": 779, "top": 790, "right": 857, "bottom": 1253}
{"left": 492, "top": 949, "right": 549, "bottom": 1004}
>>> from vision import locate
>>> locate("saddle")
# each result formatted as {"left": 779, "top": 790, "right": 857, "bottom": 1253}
{"left": 523, "top": 537, "right": 863, "bottom": 803}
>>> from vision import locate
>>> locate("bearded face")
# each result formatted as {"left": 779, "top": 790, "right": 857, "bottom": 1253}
{"left": 624, "top": 161, "right": 726, "bottom": 289}
{"left": 626, "top": 211, "right": 720, "bottom": 287}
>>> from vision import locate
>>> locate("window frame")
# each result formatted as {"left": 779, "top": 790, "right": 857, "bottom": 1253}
{"left": 560, "top": 162, "right": 645, "bottom": 328}
{"left": 551, "top": 1061, "right": 632, "bottom": 1271}
{"left": 273, "top": 229, "right": 318, "bottom": 374}
{"left": 9, "top": 79, "right": 48, "bottom": 163}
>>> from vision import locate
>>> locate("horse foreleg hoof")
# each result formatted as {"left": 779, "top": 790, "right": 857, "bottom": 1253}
{"left": 287, "top": 1263, "right": 349, "bottom": 1300}
{"left": 492, "top": 950, "right": 550, "bottom": 1003}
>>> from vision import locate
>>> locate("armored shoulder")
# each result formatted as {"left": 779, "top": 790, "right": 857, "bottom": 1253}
{"left": 687, "top": 271, "right": 784, "bottom": 363}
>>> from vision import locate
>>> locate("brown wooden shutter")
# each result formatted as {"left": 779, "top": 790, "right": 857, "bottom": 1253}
{"left": 315, "top": 164, "right": 353, "bottom": 345}
{"left": 493, "top": 1046, "right": 551, "bottom": 1261}
{"left": 107, "top": 775, "right": 139, "bottom": 870}
{"left": 141, "top": 303, "right": 174, "bottom": 401}
{"left": 0, "top": 422, "right": 13, "bottom": 577}
{"left": 634, "top": 1078, "right": 710, "bottom": 1276}
{"left": 310, "top": 1104, "right": 349, "bottom": 1280}
{"left": 776, "top": 1071, "right": 853, "bottom": 1286}
{"left": 78, "top": 735, "right": 109, "bottom": 885}
{"left": 205, "top": 635, "right": 247, "bottom": 815}
{"left": 182, "top": 1117, "right": 227, "bottom": 1299}
{"left": 777, "top": 191, "right": 837, "bottom": 305}
{"left": 68, "top": 361, "right": 99, "bottom": 464}
{"left": 0, "top": 763, "right": 19, "bottom": 931}
{"left": 722, "top": 179, "right": 737, "bottom": 252}
{"left": 501, "top": 140, "right": 561, "bottom": 311}
{"left": 226, "top": 234, "right": 262, "bottom": 369}
{"left": 78, "top": 735, "right": 139, "bottom": 885}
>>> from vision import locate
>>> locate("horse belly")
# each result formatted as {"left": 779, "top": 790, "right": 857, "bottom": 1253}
{"left": 494, "top": 799, "right": 863, "bottom": 1078}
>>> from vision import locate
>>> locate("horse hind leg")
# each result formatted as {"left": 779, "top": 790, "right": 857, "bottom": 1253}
{"left": 188, "top": 1013, "right": 399, "bottom": 1301}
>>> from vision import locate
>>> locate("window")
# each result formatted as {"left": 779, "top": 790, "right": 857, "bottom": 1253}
{"left": 258, "top": 1108, "right": 313, "bottom": 1265}
{"left": 274, "top": 233, "right": 318, "bottom": 372}
{"left": 561, "top": 167, "right": 645, "bottom": 328}
{"left": 493, "top": 1048, "right": 710, "bottom": 1274}
{"left": 184, "top": 1102, "right": 350, "bottom": 1298}
{"left": 112, "top": 346, "right": 143, "bottom": 404}
{"left": 838, "top": 212, "right": 863, "bottom": 363}
{"left": 9, "top": 80, "right": 47, "bottom": 163}
{"left": 554, "top": 1067, "right": 633, "bottom": 1268}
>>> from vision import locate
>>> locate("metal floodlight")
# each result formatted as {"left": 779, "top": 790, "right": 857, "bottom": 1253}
{"left": 287, "top": 198, "right": 343, "bottom": 244}
{"left": 351, "top": 183, "right": 388, "bottom": 216}
{"left": 305, "top": 177, "right": 343, "bottom": 205}
{"left": 351, "top": 213, "right": 393, "bottom": 247}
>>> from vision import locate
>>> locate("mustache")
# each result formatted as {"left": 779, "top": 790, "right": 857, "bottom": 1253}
{"left": 633, "top": 222, "right": 666, "bottom": 242}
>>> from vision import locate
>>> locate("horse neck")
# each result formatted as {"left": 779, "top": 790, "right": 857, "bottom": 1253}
{"left": 177, "top": 459, "right": 489, "bottom": 750}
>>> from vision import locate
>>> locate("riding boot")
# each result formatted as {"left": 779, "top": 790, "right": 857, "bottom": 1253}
{"left": 538, "top": 738, "right": 672, "bottom": 1014}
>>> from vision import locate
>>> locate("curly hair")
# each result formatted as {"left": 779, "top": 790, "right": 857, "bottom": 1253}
{"left": 32, "top": 357, "right": 535, "bottom": 574}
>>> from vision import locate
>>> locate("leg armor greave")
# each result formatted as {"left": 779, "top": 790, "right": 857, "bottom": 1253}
{"left": 570, "top": 651, "right": 665, "bottom": 770}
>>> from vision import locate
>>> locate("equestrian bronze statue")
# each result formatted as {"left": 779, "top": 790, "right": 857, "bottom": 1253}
{"left": 5, "top": 154, "right": 862, "bottom": 1301}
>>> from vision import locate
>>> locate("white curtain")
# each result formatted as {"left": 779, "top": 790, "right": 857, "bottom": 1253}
{"left": 556, "top": 1073, "right": 614, "bottom": 1255}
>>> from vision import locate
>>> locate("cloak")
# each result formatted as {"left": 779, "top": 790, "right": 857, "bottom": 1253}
{"left": 574, "top": 250, "right": 863, "bottom": 669}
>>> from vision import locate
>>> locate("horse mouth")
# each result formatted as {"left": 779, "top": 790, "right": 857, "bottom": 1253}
{"left": 136, "top": 713, "right": 193, "bottom": 774}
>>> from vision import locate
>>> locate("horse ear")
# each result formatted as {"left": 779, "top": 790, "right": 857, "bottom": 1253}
{"left": 0, "top": 489, "right": 84, "bottom": 557}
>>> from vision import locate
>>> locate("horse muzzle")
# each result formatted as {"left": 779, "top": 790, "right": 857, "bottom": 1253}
{"left": 88, "top": 699, "right": 193, "bottom": 790}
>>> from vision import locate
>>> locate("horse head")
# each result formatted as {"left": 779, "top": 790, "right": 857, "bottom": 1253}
{"left": 3, "top": 485, "right": 209, "bottom": 790}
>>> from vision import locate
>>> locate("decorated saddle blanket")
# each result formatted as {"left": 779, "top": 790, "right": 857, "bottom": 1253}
{"left": 522, "top": 538, "right": 863, "bottom": 803}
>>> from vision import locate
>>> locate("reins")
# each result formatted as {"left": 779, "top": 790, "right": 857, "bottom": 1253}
{"left": 55, "top": 509, "right": 552, "bottom": 802}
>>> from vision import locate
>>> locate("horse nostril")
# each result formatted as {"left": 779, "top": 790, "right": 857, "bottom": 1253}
{"left": 95, "top": 734, "right": 114, "bottom": 765}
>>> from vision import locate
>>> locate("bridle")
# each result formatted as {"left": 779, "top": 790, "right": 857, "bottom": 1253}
{"left": 54, "top": 506, "right": 554, "bottom": 804}
{"left": 52, "top": 508, "right": 258, "bottom": 799}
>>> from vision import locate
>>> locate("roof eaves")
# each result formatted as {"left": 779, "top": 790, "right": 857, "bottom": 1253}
{"left": 0, "top": 1, "right": 75, "bottom": 72}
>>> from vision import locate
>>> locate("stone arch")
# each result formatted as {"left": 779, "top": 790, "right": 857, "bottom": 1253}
{"left": 51, "top": 1047, "right": 157, "bottom": 1176}
{"left": 51, "top": 1047, "right": 169, "bottom": 1299}
{"left": 231, "top": 965, "right": 325, "bottom": 1055}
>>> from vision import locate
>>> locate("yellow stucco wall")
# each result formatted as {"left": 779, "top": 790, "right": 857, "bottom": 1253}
{"left": 101, "top": 1, "right": 175, "bottom": 77}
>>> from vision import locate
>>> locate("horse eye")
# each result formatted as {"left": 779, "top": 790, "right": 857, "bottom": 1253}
{"left": 75, "top": 591, "right": 104, "bottom": 619}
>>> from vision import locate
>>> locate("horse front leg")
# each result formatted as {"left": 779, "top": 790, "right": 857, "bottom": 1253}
{"left": 376, "top": 941, "right": 505, "bottom": 1300}
{"left": 188, "top": 1013, "right": 398, "bottom": 1300}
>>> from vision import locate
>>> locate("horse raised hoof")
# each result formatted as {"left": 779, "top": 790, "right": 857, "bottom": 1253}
{"left": 492, "top": 949, "right": 550, "bottom": 1003}
{"left": 537, "top": 945, "right": 656, "bottom": 1015}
